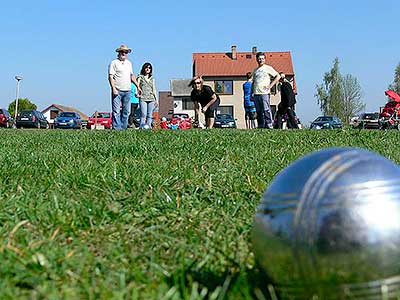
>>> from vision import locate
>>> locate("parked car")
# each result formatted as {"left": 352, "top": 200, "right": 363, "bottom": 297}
{"left": 87, "top": 112, "right": 112, "bottom": 129}
{"left": 54, "top": 112, "right": 82, "bottom": 129}
{"left": 353, "top": 112, "right": 380, "bottom": 129}
{"left": 16, "top": 110, "right": 48, "bottom": 129}
{"left": 310, "top": 116, "right": 342, "bottom": 129}
{"left": 214, "top": 114, "right": 237, "bottom": 128}
{"left": 170, "top": 113, "right": 192, "bottom": 129}
{"left": 0, "top": 109, "right": 14, "bottom": 128}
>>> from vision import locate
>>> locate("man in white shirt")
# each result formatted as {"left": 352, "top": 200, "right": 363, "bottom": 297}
{"left": 251, "top": 52, "right": 281, "bottom": 128}
{"left": 108, "top": 44, "right": 142, "bottom": 130}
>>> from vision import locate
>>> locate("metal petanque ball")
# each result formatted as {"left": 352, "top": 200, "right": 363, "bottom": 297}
{"left": 252, "top": 147, "right": 400, "bottom": 299}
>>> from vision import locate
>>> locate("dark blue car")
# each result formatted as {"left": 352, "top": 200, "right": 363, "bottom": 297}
{"left": 310, "top": 116, "right": 342, "bottom": 129}
{"left": 54, "top": 112, "right": 82, "bottom": 129}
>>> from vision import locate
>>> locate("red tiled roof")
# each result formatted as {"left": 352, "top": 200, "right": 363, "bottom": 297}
{"left": 193, "top": 51, "right": 295, "bottom": 77}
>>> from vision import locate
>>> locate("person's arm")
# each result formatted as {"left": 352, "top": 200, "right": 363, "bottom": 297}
{"left": 250, "top": 70, "right": 256, "bottom": 98}
{"left": 152, "top": 78, "right": 159, "bottom": 104}
{"left": 202, "top": 93, "right": 218, "bottom": 112}
{"left": 131, "top": 74, "right": 142, "bottom": 96}
{"left": 267, "top": 70, "right": 281, "bottom": 92}
{"left": 108, "top": 75, "right": 118, "bottom": 96}
{"left": 108, "top": 63, "right": 118, "bottom": 96}
{"left": 194, "top": 101, "right": 200, "bottom": 122}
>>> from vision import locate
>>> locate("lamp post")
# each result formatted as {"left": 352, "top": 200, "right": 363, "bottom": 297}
{"left": 14, "top": 75, "right": 23, "bottom": 121}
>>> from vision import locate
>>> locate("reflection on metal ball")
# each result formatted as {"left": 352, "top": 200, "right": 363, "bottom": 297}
{"left": 252, "top": 147, "right": 400, "bottom": 299}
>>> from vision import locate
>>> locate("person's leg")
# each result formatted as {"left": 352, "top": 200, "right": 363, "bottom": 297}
{"left": 120, "top": 91, "right": 131, "bottom": 130}
{"left": 287, "top": 108, "right": 299, "bottom": 129}
{"left": 245, "top": 111, "right": 250, "bottom": 129}
{"left": 128, "top": 103, "right": 136, "bottom": 127}
{"left": 146, "top": 101, "right": 155, "bottom": 128}
{"left": 253, "top": 95, "right": 265, "bottom": 128}
{"left": 206, "top": 117, "right": 215, "bottom": 128}
{"left": 132, "top": 103, "right": 139, "bottom": 127}
{"left": 262, "top": 94, "right": 273, "bottom": 128}
{"left": 275, "top": 109, "right": 284, "bottom": 129}
{"left": 111, "top": 92, "right": 122, "bottom": 130}
{"left": 139, "top": 101, "right": 147, "bottom": 128}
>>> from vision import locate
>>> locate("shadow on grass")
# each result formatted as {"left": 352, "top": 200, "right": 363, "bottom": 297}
{"left": 167, "top": 263, "right": 279, "bottom": 300}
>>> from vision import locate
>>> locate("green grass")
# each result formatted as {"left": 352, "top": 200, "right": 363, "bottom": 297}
{"left": 0, "top": 128, "right": 399, "bottom": 300}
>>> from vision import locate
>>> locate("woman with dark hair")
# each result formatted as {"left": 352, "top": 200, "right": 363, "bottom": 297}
{"left": 137, "top": 62, "right": 158, "bottom": 129}
{"left": 189, "top": 76, "right": 220, "bottom": 128}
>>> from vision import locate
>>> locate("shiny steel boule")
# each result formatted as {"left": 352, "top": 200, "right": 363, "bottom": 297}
{"left": 253, "top": 147, "right": 400, "bottom": 299}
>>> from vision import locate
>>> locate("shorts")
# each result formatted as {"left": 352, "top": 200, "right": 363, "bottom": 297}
{"left": 204, "top": 98, "right": 220, "bottom": 118}
{"left": 245, "top": 111, "right": 257, "bottom": 120}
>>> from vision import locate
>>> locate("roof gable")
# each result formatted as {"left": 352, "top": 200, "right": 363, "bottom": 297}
{"left": 193, "top": 51, "right": 294, "bottom": 77}
{"left": 41, "top": 104, "right": 89, "bottom": 120}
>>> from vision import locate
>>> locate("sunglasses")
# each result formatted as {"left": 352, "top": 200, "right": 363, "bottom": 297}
{"left": 194, "top": 81, "right": 202, "bottom": 85}
{"left": 120, "top": 51, "right": 129, "bottom": 55}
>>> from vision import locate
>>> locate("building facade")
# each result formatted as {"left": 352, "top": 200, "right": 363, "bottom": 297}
{"left": 170, "top": 46, "right": 297, "bottom": 128}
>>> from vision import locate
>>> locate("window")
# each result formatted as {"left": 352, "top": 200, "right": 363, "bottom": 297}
{"left": 216, "top": 105, "right": 234, "bottom": 118}
{"left": 182, "top": 97, "right": 195, "bottom": 110}
{"left": 214, "top": 80, "right": 233, "bottom": 95}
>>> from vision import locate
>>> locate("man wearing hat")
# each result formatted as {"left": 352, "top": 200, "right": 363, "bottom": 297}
{"left": 108, "top": 44, "right": 142, "bottom": 130}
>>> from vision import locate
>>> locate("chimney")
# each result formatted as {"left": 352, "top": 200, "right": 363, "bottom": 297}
{"left": 231, "top": 45, "right": 237, "bottom": 60}
{"left": 252, "top": 46, "right": 257, "bottom": 55}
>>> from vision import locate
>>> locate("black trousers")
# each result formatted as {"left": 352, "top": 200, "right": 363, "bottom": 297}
{"left": 275, "top": 107, "right": 299, "bottom": 129}
{"left": 128, "top": 103, "right": 139, "bottom": 127}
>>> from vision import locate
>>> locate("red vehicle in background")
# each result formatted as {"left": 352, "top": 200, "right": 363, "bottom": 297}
{"left": 170, "top": 113, "right": 192, "bottom": 129}
{"left": 87, "top": 112, "right": 112, "bottom": 129}
{"left": 379, "top": 90, "right": 400, "bottom": 129}
{"left": 0, "top": 108, "right": 14, "bottom": 128}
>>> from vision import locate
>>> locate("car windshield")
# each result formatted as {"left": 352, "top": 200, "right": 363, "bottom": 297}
{"left": 362, "top": 113, "right": 379, "bottom": 119}
{"left": 93, "top": 113, "right": 110, "bottom": 118}
{"left": 59, "top": 112, "right": 76, "bottom": 118}
{"left": 217, "top": 114, "right": 233, "bottom": 120}
{"left": 173, "top": 114, "right": 189, "bottom": 119}
{"left": 20, "top": 111, "right": 33, "bottom": 117}
{"left": 314, "top": 116, "right": 333, "bottom": 122}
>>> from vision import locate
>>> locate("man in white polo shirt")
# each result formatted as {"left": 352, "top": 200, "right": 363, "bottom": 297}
{"left": 251, "top": 52, "right": 281, "bottom": 128}
{"left": 108, "top": 44, "right": 142, "bottom": 130}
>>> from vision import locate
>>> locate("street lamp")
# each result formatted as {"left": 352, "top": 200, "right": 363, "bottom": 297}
{"left": 14, "top": 75, "right": 23, "bottom": 121}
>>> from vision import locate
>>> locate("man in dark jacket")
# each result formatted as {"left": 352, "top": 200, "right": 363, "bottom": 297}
{"left": 274, "top": 73, "right": 299, "bottom": 129}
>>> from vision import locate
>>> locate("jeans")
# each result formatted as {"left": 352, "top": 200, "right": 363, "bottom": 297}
{"left": 111, "top": 90, "right": 131, "bottom": 130}
{"left": 140, "top": 100, "right": 155, "bottom": 128}
{"left": 254, "top": 94, "right": 273, "bottom": 128}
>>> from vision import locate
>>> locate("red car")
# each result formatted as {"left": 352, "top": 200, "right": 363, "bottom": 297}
{"left": 171, "top": 113, "right": 192, "bottom": 129}
{"left": 87, "top": 112, "right": 112, "bottom": 129}
{"left": 0, "top": 109, "right": 14, "bottom": 128}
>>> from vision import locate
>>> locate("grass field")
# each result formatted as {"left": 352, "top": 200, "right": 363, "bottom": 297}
{"left": 0, "top": 128, "right": 398, "bottom": 300}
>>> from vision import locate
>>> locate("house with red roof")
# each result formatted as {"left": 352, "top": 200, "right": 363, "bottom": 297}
{"left": 171, "top": 45, "right": 297, "bottom": 128}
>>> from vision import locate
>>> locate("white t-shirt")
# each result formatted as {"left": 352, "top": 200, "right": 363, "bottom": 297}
{"left": 109, "top": 59, "right": 133, "bottom": 91}
{"left": 252, "top": 64, "right": 279, "bottom": 95}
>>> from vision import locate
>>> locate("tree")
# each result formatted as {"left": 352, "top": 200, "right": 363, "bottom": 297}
{"left": 315, "top": 58, "right": 365, "bottom": 124}
{"left": 8, "top": 98, "right": 37, "bottom": 117}
{"left": 315, "top": 58, "right": 343, "bottom": 116}
{"left": 388, "top": 62, "right": 400, "bottom": 94}
{"left": 340, "top": 74, "right": 365, "bottom": 124}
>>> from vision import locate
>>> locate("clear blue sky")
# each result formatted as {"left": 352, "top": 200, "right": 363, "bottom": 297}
{"left": 1, "top": 0, "right": 399, "bottom": 124}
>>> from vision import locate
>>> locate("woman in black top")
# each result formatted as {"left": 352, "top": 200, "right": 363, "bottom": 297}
{"left": 189, "top": 76, "right": 220, "bottom": 128}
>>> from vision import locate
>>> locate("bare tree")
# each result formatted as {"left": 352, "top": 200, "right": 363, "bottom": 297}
{"left": 388, "top": 62, "right": 400, "bottom": 94}
{"left": 340, "top": 74, "right": 365, "bottom": 124}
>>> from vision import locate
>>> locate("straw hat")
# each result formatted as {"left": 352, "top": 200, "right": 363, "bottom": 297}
{"left": 115, "top": 44, "right": 132, "bottom": 53}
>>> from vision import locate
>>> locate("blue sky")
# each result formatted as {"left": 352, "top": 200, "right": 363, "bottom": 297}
{"left": 1, "top": 0, "right": 399, "bottom": 124}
